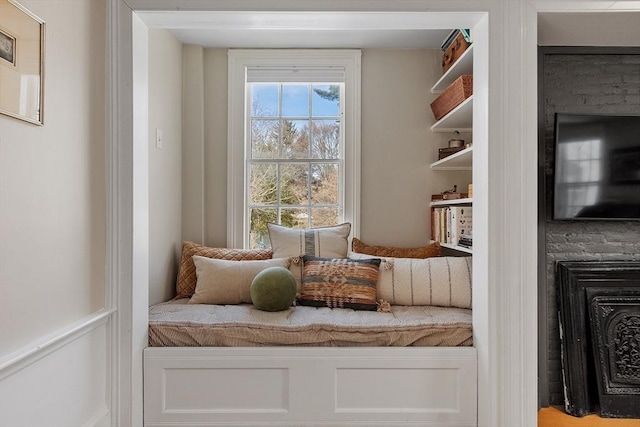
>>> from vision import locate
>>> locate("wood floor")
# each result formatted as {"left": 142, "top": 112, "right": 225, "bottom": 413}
{"left": 538, "top": 407, "right": 640, "bottom": 427}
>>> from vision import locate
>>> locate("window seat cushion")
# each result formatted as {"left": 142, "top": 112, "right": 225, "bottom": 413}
{"left": 149, "top": 298, "right": 472, "bottom": 347}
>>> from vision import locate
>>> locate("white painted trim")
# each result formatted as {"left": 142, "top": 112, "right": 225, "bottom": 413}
{"left": 105, "top": 3, "right": 573, "bottom": 427}
{"left": 144, "top": 347, "right": 477, "bottom": 426}
{"left": 82, "top": 404, "right": 111, "bottom": 427}
{"left": 226, "top": 49, "right": 361, "bottom": 248}
{"left": 107, "top": 1, "right": 149, "bottom": 426}
{"left": 0, "top": 308, "right": 115, "bottom": 381}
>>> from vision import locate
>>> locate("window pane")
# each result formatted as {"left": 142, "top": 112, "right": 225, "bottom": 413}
{"left": 311, "top": 208, "right": 339, "bottom": 228}
{"left": 280, "top": 163, "right": 309, "bottom": 205}
{"left": 311, "top": 163, "right": 339, "bottom": 205}
{"left": 249, "top": 163, "right": 277, "bottom": 205}
{"left": 282, "top": 84, "right": 309, "bottom": 117}
{"left": 282, "top": 119, "right": 310, "bottom": 159}
{"left": 311, "top": 120, "right": 340, "bottom": 159}
{"left": 251, "top": 119, "right": 279, "bottom": 159}
{"left": 312, "top": 84, "right": 340, "bottom": 117}
{"left": 249, "top": 208, "right": 276, "bottom": 249}
{"left": 252, "top": 84, "right": 278, "bottom": 117}
{"left": 281, "top": 208, "right": 310, "bottom": 229}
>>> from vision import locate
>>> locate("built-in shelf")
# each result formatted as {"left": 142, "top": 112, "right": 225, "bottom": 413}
{"left": 440, "top": 242, "right": 473, "bottom": 254}
{"left": 429, "top": 40, "right": 474, "bottom": 257}
{"left": 430, "top": 197, "right": 473, "bottom": 207}
{"left": 430, "top": 146, "right": 473, "bottom": 170}
{"left": 431, "top": 45, "right": 474, "bottom": 93}
{"left": 430, "top": 95, "right": 473, "bottom": 133}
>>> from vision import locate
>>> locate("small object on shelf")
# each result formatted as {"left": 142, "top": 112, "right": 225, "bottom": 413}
{"left": 431, "top": 185, "right": 469, "bottom": 201}
{"left": 448, "top": 138, "right": 464, "bottom": 148}
{"left": 442, "top": 31, "right": 471, "bottom": 73}
{"left": 468, "top": 184, "right": 473, "bottom": 198}
{"left": 458, "top": 234, "right": 473, "bottom": 249}
{"left": 438, "top": 146, "right": 466, "bottom": 160}
{"left": 430, "top": 75, "right": 473, "bottom": 121}
{"left": 432, "top": 193, "right": 469, "bottom": 201}
{"left": 448, "top": 131, "right": 465, "bottom": 148}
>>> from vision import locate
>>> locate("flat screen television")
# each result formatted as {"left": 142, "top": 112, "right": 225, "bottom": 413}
{"left": 553, "top": 113, "right": 640, "bottom": 220}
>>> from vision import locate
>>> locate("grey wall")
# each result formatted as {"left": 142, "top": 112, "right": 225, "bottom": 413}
{"left": 540, "top": 50, "right": 640, "bottom": 406}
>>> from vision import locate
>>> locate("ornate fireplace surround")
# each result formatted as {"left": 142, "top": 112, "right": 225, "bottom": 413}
{"left": 557, "top": 260, "right": 640, "bottom": 418}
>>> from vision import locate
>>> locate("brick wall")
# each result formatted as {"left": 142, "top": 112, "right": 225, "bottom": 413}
{"left": 542, "top": 52, "right": 640, "bottom": 406}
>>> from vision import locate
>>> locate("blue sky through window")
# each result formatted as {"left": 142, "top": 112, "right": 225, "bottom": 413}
{"left": 252, "top": 84, "right": 339, "bottom": 118}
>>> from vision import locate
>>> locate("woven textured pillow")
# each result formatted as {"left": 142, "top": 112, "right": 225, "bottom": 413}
{"left": 298, "top": 255, "right": 381, "bottom": 311}
{"left": 349, "top": 252, "right": 472, "bottom": 308}
{"left": 189, "top": 257, "right": 290, "bottom": 305}
{"left": 351, "top": 237, "right": 441, "bottom": 259}
{"left": 268, "top": 223, "right": 351, "bottom": 290}
{"left": 176, "top": 241, "right": 273, "bottom": 298}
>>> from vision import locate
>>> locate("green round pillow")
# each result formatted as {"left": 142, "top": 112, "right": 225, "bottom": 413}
{"left": 250, "top": 266, "right": 297, "bottom": 312}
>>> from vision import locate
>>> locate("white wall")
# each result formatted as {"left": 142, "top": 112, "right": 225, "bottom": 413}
{"left": 361, "top": 49, "right": 471, "bottom": 246}
{"left": 182, "top": 48, "right": 468, "bottom": 248}
{"left": 148, "top": 29, "right": 183, "bottom": 305}
{"left": 0, "top": 0, "right": 109, "bottom": 425}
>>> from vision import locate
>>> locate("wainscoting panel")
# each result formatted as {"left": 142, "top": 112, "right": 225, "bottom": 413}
{"left": 144, "top": 347, "right": 477, "bottom": 426}
{"left": 0, "top": 317, "right": 110, "bottom": 427}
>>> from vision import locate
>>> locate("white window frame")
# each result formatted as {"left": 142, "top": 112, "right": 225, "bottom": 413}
{"left": 227, "top": 49, "right": 361, "bottom": 248}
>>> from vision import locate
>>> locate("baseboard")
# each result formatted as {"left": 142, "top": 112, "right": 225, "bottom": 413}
{"left": 144, "top": 422, "right": 475, "bottom": 426}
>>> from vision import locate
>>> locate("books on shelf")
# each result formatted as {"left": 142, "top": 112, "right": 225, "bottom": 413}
{"left": 440, "top": 29, "right": 472, "bottom": 51}
{"left": 431, "top": 206, "right": 473, "bottom": 248}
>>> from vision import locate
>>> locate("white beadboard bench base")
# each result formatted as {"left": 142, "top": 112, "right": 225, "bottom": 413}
{"left": 144, "top": 346, "right": 477, "bottom": 426}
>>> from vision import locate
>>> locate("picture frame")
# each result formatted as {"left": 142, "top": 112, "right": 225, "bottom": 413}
{"left": 0, "top": 0, "right": 45, "bottom": 125}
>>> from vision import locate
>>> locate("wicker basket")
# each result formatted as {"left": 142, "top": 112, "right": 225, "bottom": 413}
{"left": 430, "top": 75, "right": 473, "bottom": 121}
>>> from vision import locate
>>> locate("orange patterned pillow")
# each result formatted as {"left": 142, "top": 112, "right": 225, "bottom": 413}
{"left": 176, "top": 241, "right": 273, "bottom": 298}
{"left": 298, "top": 256, "right": 381, "bottom": 311}
{"left": 351, "top": 237, "right": 441, "bottom": 259}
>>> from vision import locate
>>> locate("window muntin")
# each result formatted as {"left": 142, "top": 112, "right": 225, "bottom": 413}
{"left": 248, "top": 83, "right": 343, "bottom": 248}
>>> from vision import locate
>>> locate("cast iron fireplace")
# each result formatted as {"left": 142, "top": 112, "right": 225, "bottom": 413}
{"left": 557, "top": 260, "right": 640, "bottom": 418}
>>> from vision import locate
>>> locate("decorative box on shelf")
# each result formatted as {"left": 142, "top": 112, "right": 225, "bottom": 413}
{"left": 431, "top": 192, "right": 469, "bottom": 201}
{"left": 430, "top": 75, "right": 473, "bottom": 121}
{"left": 442, "top": 30, "right": 471, "bottom": 73}
{"left": 438, "top": 146, "right": 466, "bottom": 160}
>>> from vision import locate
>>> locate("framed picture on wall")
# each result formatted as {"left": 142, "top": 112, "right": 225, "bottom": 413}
{"left": 0, "top": 0, "right": 45, "bottom": 125}
{"left": 0, "top": 28, "right": 16, "bottom": 66}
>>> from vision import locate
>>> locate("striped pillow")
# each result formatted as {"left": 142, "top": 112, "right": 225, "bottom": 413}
{"left": 268, "top": 223, "right": 351, "bottom": 290}
{"left": 349, "top": 253, "right": 472, "bottom": 308}
{"left": 298, "top": 256, "right": 381, "bottom": 311}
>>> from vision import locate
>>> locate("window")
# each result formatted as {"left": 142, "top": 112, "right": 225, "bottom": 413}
{"left": 248, "top": 82, "right": 343, "bottom": 248}
{"left": 228, "top": 50, "right": 361, "bottom": 248}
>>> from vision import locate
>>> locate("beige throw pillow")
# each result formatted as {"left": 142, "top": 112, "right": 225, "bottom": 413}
{"left": 189, "top": 257, "right": 290, "bottom": 305}
{"left": 349, "top": 253, "right": 472, "bottom": 308}
{"left": 175, "top": 241, "right": 273, "bottom": 298}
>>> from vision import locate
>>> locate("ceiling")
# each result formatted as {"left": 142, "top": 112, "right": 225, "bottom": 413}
{"left": 138, "top": 10, "right": 640, "bottom": 49}
{"left": 137, "top": 11, "right": 480, "bottom": 49}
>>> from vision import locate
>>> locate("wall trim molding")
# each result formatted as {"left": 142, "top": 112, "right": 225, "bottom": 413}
{"left": 82, "top": 404, "right": 111, "bottom": 427}
{"left": 0, "top": 308, "right": 115, "bottom": 381}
